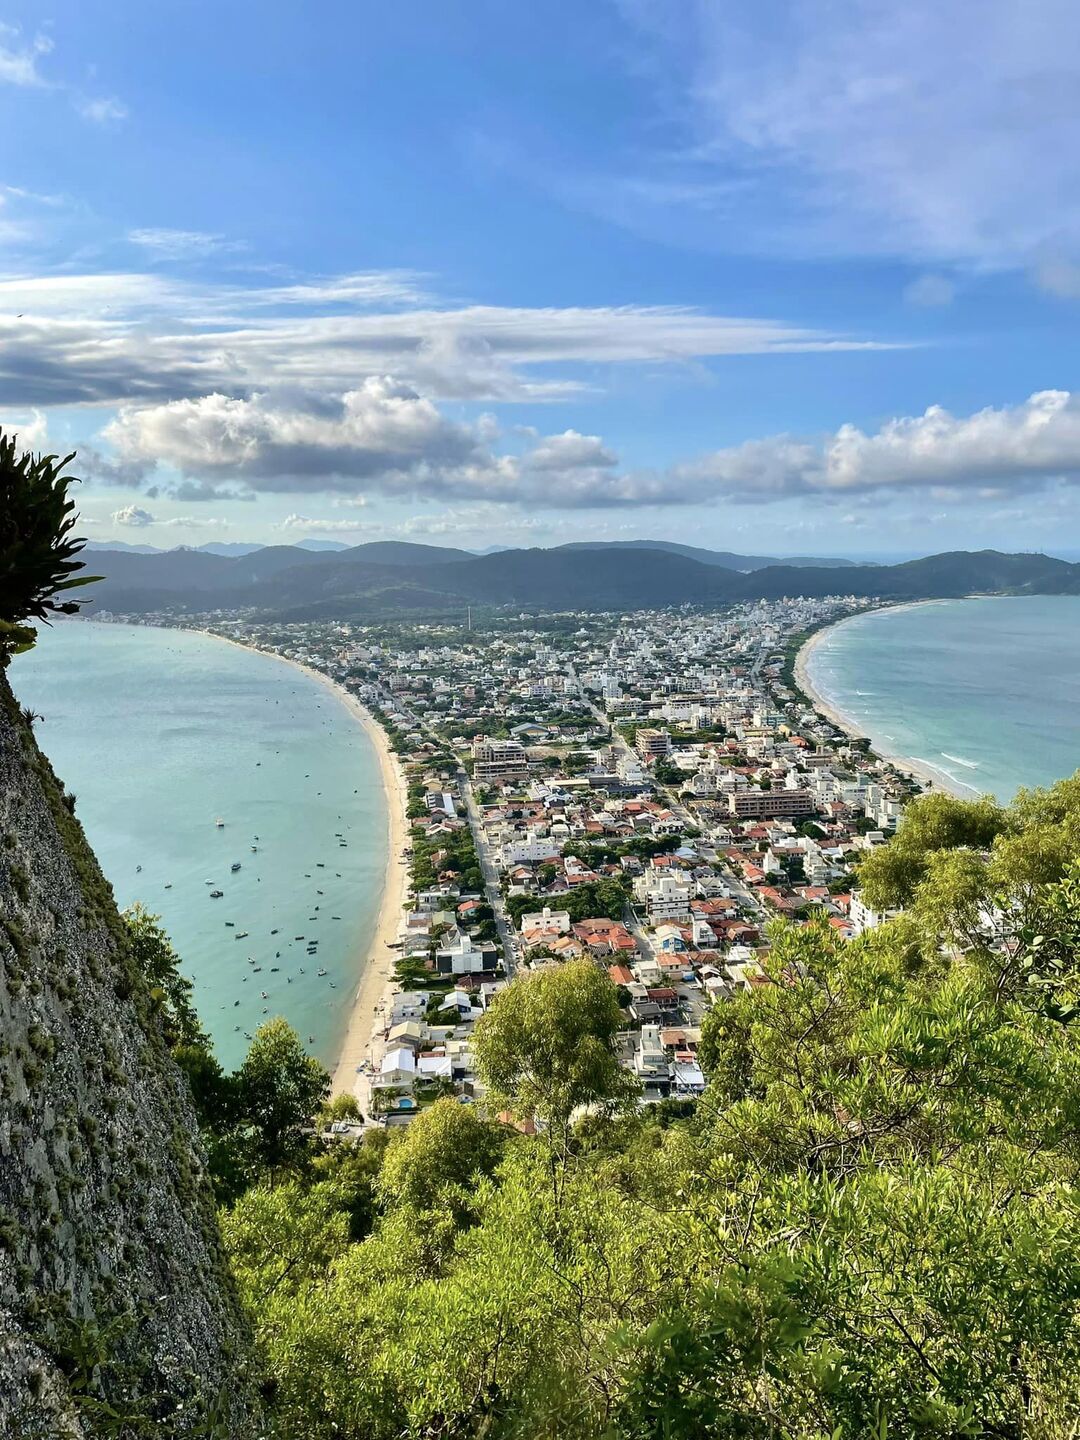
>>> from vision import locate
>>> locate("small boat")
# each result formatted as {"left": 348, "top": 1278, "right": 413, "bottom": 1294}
{"left": 251, "top": 845, "right": 258, "bottom": 852}
{"left": 261, "top": 991, "right": 268, "bottom": 999}
{"left": 225, "top": 921, "right": 235, "bottom": 928}
{"left": 164, "top": 883, "right": 172, "bottom": 890}
{"left": 236, "top": 931, "right": 249, "bottom": 939}
{"left": 210, "top": 890, "right": 223, "bottom": 899}
{"left": 216, "top": 818, "right": 225, "bottom": 828}
{"left": 233, "top": 1000, "right": 239, "bottom": 1007}
{"left": 317, "top": 968, "right": 327, "bottom": 977}
{"left": 231, "top": 862, "right": 242, "bottom": 873}
{"left": 136, "top": 864, "right": 142, "bottom": 873}
{"left": 270, "top": 929, "right": 278, "bottom": 935}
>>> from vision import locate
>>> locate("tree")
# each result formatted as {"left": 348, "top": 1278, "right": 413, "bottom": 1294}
{"left": 123, "top": 904, "right": 207, "bottom": 1050}
{"left": 377, "top": 1097, "right": 506, "bottom": 1217}
{"left": 859, "top": 790, "right": 1006, "bottom": 909}
{"left": 471, "top": 960, "right": 638, "bottom": 1128}
{"left": 0, "top": 431, "right": 99, "bottom": 657}
{"left": 235, "top": 1018, "right": 330, "bottom": 1176}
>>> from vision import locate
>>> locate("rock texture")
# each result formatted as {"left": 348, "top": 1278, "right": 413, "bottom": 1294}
{"left": 0, "top": 668, "right": 258, "bottom": 1437}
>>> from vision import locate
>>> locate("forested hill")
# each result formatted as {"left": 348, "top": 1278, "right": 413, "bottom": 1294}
{"left": 83, "top": 541, "right": 1080, "bottom": 617}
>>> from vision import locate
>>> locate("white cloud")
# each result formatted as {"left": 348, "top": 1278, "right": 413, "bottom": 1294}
{"left": 654, "top": 389, "right": 1080, "bottom": 504}
{"left": 103, "top": 380, "right": 1080, "bottom": 510}
{"left": 128, "top": 228, "right": 242, "bottom": 260}
{"left": 4, "top": 409, "right": 49, "bottom": 450}
{"left": 615, "top": 0, "right": 1080, "bottom": 270}
{"left": 0, "top": 267, "right": 890, "bottom": 408}
{"left": 108, "top": 503, "right": 227, "bottom": 529}
{"left": 76, "top": 96, "right": 128, "bottom": 124}
{"left": 0, "top": 27, "right": 51, "bottom": 87}
{"left": 112, "top": 504, "right": 155, "bottom": 527}
{"left": 103, "top": 379, "right": 490, "bottom": 493}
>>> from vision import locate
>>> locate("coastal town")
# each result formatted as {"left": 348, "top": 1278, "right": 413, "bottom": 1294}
{"left": 95, "top": 597, "right": 923, "bottom": 1126}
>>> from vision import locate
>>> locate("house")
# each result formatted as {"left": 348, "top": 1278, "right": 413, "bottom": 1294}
{"left": 373, "top": 1047, "right": 416, "bottom": 1091}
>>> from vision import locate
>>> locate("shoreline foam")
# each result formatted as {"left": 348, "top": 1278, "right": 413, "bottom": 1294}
{"left": 190, "top": 629, "right": 409, "bottom": 1090}
{"left": 794, "top": 603, "right": 977, "bottom": 799}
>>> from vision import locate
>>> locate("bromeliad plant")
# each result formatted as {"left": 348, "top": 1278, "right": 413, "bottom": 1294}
{"left": 0, "top": 430, "right": 100, "bottom": 658}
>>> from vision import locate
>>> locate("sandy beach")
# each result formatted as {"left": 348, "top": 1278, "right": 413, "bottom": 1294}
{"left": 794, "top": 604, "right": 975, "bottom": 798}
{"left": 192, "top": 629, "right": 410, "bottom": 1091}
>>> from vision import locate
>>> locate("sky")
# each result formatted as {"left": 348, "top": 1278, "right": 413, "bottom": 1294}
{"left": 3, "top": 0, "right": 1080, "bottom": 557}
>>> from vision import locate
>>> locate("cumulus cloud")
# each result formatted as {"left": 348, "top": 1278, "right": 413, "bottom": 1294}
{"left": 98, "top": 382, "right": 1080, "bottom": 510}
{"left": 103, "top": 378, "right": 490, "bottom": 493}
{"left": 112, "top": 504, "right": 155, "bottom": 527}
{"left": 99, "top": 380, "right": 650, "bottom": 507}
{"left": 655, "top": 389, "right": 1080, "bottom": 504}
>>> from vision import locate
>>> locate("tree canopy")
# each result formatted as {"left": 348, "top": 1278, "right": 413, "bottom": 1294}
{"left": 0, "top": 431, "right": 98, "bottom": 656}
{"left": 471, "top": 958, "right": 638, "bottom": 1128}
{"left": 217, "top": 776, "right": 1080, "bottom": 1438}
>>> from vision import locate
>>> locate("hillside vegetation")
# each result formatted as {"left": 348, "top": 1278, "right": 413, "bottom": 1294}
{"left": 83, "top": 542, "right": 1080, "bottom": 619}
{"left": 217, "top": 780, "right": 1080, "bottom": 1439}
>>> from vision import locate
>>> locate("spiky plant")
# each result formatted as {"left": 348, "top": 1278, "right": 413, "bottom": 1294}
{"left": 0, "top": 430, "right": 100, "bottom": 658}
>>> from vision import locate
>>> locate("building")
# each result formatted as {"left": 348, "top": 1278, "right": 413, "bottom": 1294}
{"left": 635, "top": 727, "right": 673, "bottom": 762}
{"left": 473, "top": 737, "right": 529, "bottom": 784}
{"left": 728, "top": 788, "right": 815, "bottom": 819}
{"left": 849, "top": 892, "right": 899, "bottom": 935}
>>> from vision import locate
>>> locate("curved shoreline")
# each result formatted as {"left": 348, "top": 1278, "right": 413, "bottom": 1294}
{"left": 794, "top": 603, "right": 977, "bottom": 798}
{"left": 191, "top": 629, "right": 408, "bottom": 1089}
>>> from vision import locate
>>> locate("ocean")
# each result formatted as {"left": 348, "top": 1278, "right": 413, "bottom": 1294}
{"left": 804, "top": 595, "right": 1080, "bottom": 801}
{"left": 9, "top": 621, "right": 386, "bottom": 1071}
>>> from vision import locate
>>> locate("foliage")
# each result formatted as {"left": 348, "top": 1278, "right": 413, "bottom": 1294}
{"left": 235, "top": 1018, "right": 330, "bottom": 1176}
{"left": 504, "top": 876, "right": 631, "bottom": 927}
{"left": 471, "top": 959, "right": 639, "bottom": 1128}
{"left": 376, "top": 1097, "right": 506, "bottom": 1218}
{"left": 210, "top": 775, "right": 1080, "bottom": 1438}
{"left": 0, "top": 431, "right": 99, "bottom": 656}
{"left": 124, "top": 904, "right": 209, "bottom": 1050}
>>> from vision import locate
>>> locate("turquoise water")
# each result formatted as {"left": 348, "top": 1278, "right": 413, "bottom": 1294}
{"left": 805, "top": 596, "right": 1080, "bottom": 801}
{"left": 10, "top": 622, "right": 385, "bottom": 1070}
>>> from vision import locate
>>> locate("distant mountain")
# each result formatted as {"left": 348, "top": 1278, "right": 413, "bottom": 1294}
{"left": 84, "top": 539, "right": 162, "bottom": 555}
{"left": 191, "top": 542, "right": 266, "bottom": 557}
{"left": 556, "top": 540, "right": 864, "bottom": 570}
{"left": 82, "top": 543, "right": 1080, "bottom": 619}
{"left": 293, "top": 539, "right": 350, "bottom": 552}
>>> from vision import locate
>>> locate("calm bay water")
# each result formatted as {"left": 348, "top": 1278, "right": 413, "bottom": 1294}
{"left": 10, "top": 621, "right": 385, "bottom": 1070}
{"left": 805, "top": 596, "right": 1080, "bottom": 801}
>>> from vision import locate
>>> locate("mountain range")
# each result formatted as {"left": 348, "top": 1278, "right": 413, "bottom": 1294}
{"left": 77, "top": 539, "right": 1080, "bottom": 620}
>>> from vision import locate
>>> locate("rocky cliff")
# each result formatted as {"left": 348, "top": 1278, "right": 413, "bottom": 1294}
{"left": 0, "top": 668, "right": 258, "bottom": 1437}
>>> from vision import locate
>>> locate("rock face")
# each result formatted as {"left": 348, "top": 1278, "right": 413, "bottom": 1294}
{"left": 0, "top": 669, "right": 257, "bottom": 1437}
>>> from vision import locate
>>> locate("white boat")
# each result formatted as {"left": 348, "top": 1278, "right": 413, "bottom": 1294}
{"left": 215, "top": 818, "right": 225, "bottom": 828}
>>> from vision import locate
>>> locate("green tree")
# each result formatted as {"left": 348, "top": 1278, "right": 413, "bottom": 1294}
{"left": 0, "top": 431, "right": 99, "bottom": 656}
{"left": 235, "top": 1018, "right": 330, "bottom": 1177}
{"left": 377, "top": 1097, "right": 506, "bottom": 1217}
{"left": 472, "top": 960, "right": 638, "bottom": 1128}
{"left": 123, "top": 903, "right": 207, "bottom": 1050}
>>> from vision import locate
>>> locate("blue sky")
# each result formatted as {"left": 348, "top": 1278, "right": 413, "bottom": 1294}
{"left": 3, "top": 0, "right": 1080, "bottom": 556}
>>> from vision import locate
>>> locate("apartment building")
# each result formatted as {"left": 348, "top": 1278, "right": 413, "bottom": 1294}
{"left": 728, "top": 788, "right": 816, "bottom": 819}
